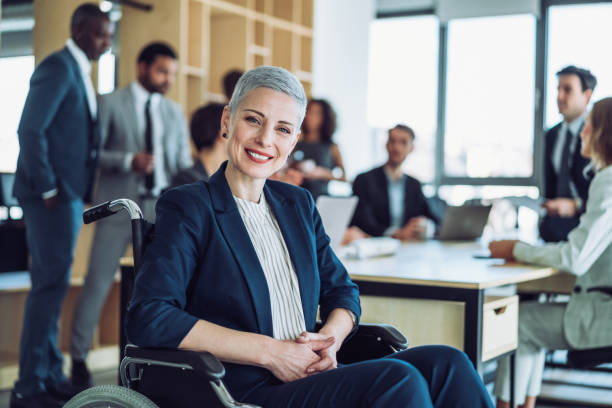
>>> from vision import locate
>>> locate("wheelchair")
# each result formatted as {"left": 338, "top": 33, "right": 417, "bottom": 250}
{"left": 65, "top": 198, "right": 409, "bottom": 408}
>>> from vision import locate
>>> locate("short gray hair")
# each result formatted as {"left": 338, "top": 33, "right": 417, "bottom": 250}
{"left": 228, "top": 66, "right": 307, "bottom": 128}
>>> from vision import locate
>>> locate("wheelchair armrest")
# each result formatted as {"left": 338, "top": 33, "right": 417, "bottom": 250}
{"left": 353, "top": 322, "right": 408, "bottom": 350}
{"left": 124, "top": 344, "right": 225, "bottom": 380}
{"left": 314, "top": 321, "right": 408, "bottom": 350}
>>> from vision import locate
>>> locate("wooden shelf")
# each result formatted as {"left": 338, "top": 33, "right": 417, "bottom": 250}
{"left": 183, "top": 65, "right": 207, "bottom": 77}
{"left": 295, "top": 70, "right": 313, "bottom": 83}
{"left": 248, "top": 44, "right": 271, "bottom": 56}
{"left": 120, "top": 0, "right": 313, "bottom": 110}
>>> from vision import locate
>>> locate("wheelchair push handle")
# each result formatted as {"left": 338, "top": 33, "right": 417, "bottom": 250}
{"left": 83, "top": 199, "right": 144, "bottom": 224}
{"left": 83, "top": 201, "right": 115, "bottom": 224}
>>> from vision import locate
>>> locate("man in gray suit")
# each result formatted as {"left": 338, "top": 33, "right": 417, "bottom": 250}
{"left": 69, "top": 42, "right": 192, "bottom": 386}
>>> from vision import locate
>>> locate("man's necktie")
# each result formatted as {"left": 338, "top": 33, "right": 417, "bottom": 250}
{"left": 144, "top": 96, "right": 154, "bottom": 192}
{"left": 556, "top": 129, "right": 573, "bottom": 198}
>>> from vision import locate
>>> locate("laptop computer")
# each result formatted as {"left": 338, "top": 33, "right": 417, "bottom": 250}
{"left": 436, "top": 205, "right": 492, "bottom": 241}
{"left": 315, "top": 195, "right": 358, "bottom": 250}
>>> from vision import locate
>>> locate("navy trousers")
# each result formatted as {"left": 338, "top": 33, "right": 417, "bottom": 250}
{"left": 244, "top": 345, "right": 493, "bottom": 407}
{"left": 14, "top": 198, "right": 83, "bottom": 396}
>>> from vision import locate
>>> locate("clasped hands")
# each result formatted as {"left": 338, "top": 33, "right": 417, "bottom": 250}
{"left": 265, "top": 331, "right": 338, "bottom": 383}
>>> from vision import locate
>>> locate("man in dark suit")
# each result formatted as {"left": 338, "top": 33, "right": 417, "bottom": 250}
{"left": 540, "top": 66, "right": 596, "bottom": 242}
{"left": 11, "top": 4, "right": 113, "bottom": 408}
{"left": 349, "top": 124, "right": 438, "bottom": 241}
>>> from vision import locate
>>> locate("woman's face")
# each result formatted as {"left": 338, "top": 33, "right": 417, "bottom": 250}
{"left": 303, "top": 102, "right": 323, "bottom": 132}
{"left": 580, "top": 115, "right": 593, "bottom": 159}
{"left": 223, "top": 87, "right": 301, "bottom": 180}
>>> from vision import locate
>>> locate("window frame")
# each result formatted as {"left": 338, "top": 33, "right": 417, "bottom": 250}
{"left": 375, "top": 0, "right": 602, "bottom": 192}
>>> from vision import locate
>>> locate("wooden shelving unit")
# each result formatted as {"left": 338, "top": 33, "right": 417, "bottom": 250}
{"left": 120, "top": 0, "right": 314, "bottom": 117}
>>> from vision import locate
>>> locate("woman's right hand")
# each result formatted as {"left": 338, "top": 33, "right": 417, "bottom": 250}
{"left": 488, "top": 240, "right": 519, "bottom": 260}
{"left": 263, "top": 336, "right": 334, "bottom": 382}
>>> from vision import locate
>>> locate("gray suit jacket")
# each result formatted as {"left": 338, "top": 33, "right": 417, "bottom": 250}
{"left": 93, "top": 85, "right": 192, "bottom": 204}
{"left": 514, "top": 166, "right": 612, "bottom": 349}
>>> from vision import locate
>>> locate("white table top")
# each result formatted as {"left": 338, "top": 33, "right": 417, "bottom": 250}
{"left": 343, "top": 240, "right": 557, "bottom": 289}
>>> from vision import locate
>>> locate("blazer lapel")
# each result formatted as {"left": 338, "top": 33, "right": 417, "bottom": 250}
{"left": 208, "top": 164, "right": 273, "bottom": 336}
{"left": 121, "top": 88, "right": 142, "bottom": 151}
{"left": 264, "top": 185, "right": 317, "bottom": 329}
{"left": 62, "top": 48, "right": 94, "bottom": 126}
{"left": 375, "top": 166, "right": 391, "bottom": 226}
{"left": 158, "top": 100, "right": 174, "bottom": 173}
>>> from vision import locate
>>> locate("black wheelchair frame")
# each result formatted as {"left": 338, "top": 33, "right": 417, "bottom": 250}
{"left": 65, "top": 198, "right": 409, "bottom": 408}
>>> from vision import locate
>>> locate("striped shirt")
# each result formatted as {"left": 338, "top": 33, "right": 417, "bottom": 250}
{"left": 234, "top": 193, "right": 307, "bottom": 340}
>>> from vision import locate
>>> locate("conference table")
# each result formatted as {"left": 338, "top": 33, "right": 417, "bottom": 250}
{"left": 341, "top": 240, "right": 564, "bottom": 373}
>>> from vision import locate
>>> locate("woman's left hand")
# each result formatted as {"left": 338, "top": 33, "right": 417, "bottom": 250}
{"left": 295, "top": 331, "right": 338, "bottom": 373}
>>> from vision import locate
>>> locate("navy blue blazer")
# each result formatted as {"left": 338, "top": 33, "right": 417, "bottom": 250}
{"left": 126, "top": 163, "right": 361, "bottom": 400}
{"left": 350, "top": 166, "right": 438, "bottom": 237}
{"left": 543, "top": 122, "right": 592, "bottom": 204}
{"left": 14, "top": 47, "right": 99, "bottom": 202}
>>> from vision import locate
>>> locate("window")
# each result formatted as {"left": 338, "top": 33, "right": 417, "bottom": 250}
{"left": 545, "top": 3, "right": 612, "bottom": 128}
{"left": 444, "top": 14, "right": 536, "bottom": 179}
{"left": 367, "top": 15, "right": 439, "bottom": 183}
{"left": 0, "top": 55, "right": 35, "bottom": 173}
{"left": 98, "top": 52, "right": 116, "bottom": 95}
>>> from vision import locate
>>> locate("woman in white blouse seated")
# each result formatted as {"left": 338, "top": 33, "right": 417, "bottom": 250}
{"left": 490, "top": 97, "right": 612, "bottom": 408}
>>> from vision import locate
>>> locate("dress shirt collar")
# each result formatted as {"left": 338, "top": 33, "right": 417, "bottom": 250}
{"left": 131, "top": 80, "right": 161, "bottom": 108}
{"left": 65, "top": 38, "right": 91, "bottom": 76}
{"left": 383, "top": 165, "right": 406, "bottom": 184}
{"left": 564, "top": 112, "right": 587, "bottom": 137}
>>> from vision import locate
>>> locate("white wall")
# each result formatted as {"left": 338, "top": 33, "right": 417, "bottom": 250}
{"left": 312, "top": 0, "right": 376, "bottom": 180}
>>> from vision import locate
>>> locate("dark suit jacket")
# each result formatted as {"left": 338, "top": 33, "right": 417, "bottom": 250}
{"left": 13, "top": 47, "right": 99, "bottom": 202}
{"left": 543, "top": 122, "right": 592, "bottom": 203}
{"left": 126, "top": 162, "right": 361, "bottom": 400}
{"left": 350, "top": 166, "right": 437, "bottom": 237}
{"left": 541, "top": 122, "right": 593, "bottom": 242}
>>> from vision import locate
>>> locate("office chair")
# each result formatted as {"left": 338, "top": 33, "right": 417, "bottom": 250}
{"left": 567, "top": 346, "right": 612, "bottom": 370}
{"left": 65, "top": 199, "right": 409, "bottom": 408}
{"left": 567, "top": 289, "right": 612, "bottom": 370}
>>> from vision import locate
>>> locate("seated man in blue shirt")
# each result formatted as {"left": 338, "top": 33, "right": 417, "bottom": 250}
{"left": 349, "top": 124, "right": 438, "bottom": 241}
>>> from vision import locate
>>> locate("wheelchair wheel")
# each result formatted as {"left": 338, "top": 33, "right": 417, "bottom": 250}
{"left": 63, "top": 385, "right": 159, "bottom": 408}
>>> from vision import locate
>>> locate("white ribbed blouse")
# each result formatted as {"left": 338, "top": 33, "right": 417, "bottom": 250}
{"left": 233, "top": 194, "right": 306, "bottom": 340}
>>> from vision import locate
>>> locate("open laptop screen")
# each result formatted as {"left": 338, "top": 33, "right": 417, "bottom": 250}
{"left": 315, "top": 196, "right": 358, "bottom": 250}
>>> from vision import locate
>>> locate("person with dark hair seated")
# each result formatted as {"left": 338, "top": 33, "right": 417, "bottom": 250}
{"left": 348, "top": 124, "right": 439, "bottom": 242}
{"left": 171, "top": 102, "right": 227, "bottom": 187}
{"left": 490, "top": 97, "right": 612, "bottom": 408}
{"left": 126, "top": 65, "right": 493, "bottom": 408}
